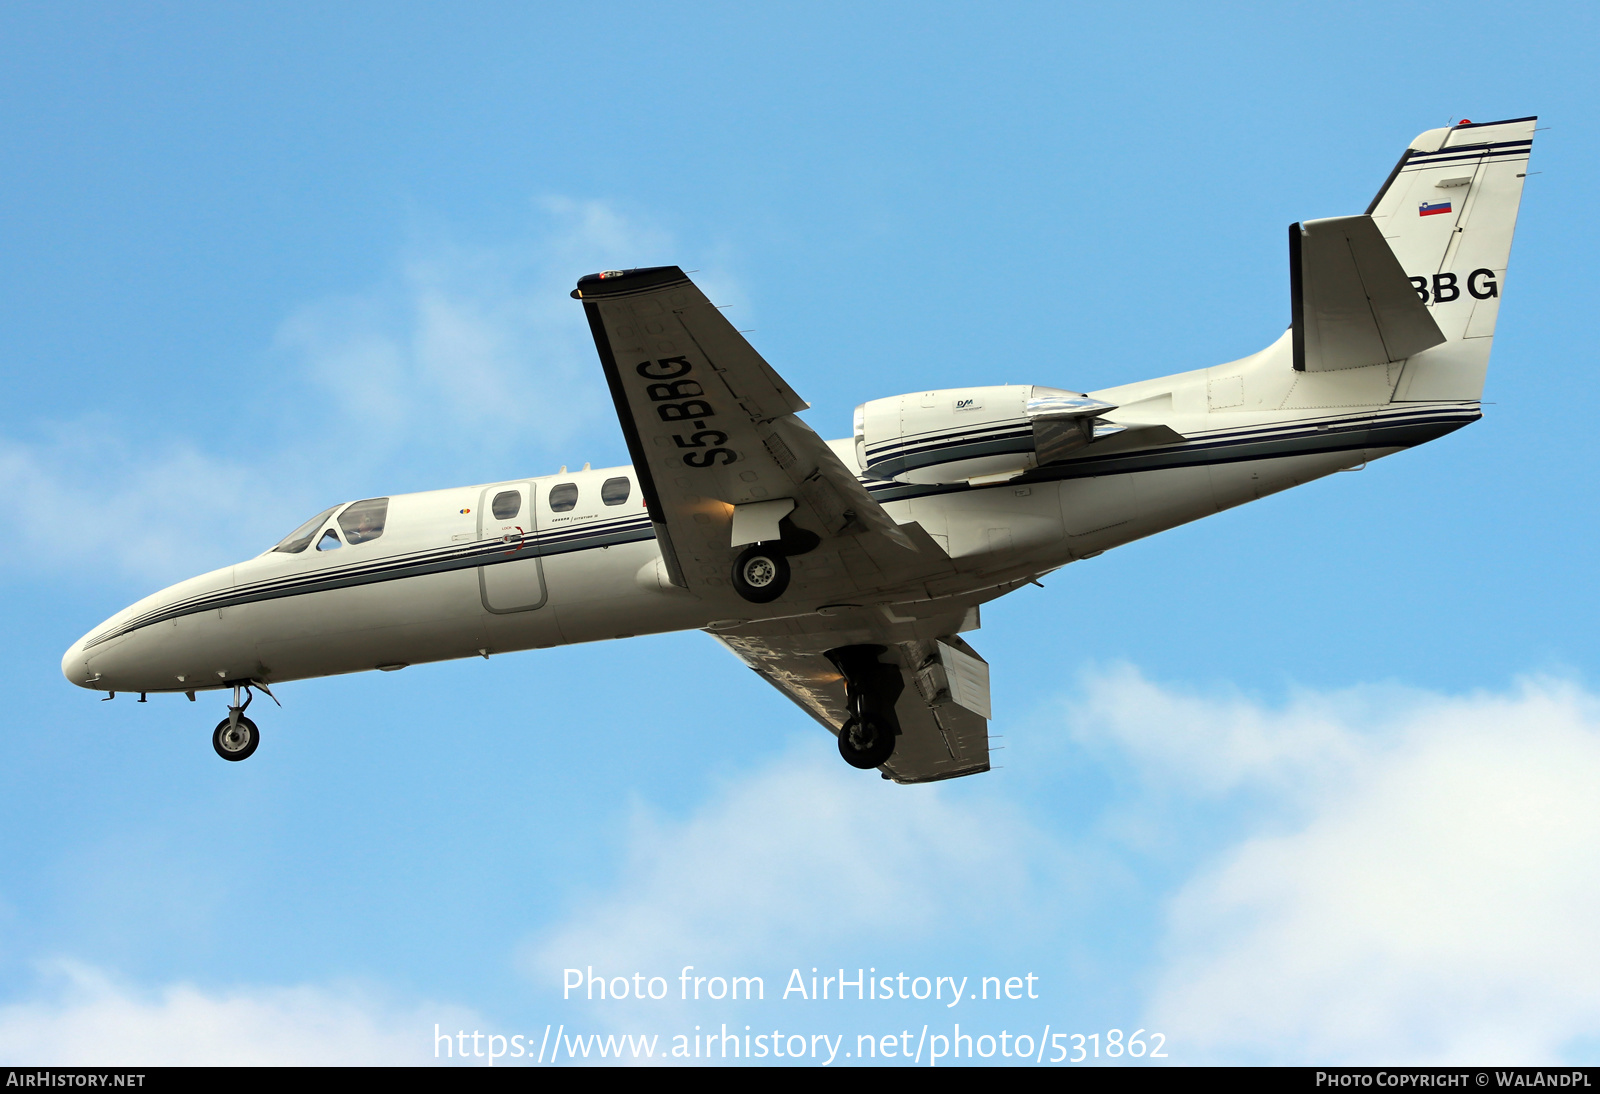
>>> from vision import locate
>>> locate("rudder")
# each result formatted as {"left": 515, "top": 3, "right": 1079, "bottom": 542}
{"left": 1368, "top": 117, "right": 1537, "bottom": 401}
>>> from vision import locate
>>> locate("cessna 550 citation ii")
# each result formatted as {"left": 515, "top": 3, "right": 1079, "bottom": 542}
{"left": 63, "top": 117, "right": 1536, "bottom": 782}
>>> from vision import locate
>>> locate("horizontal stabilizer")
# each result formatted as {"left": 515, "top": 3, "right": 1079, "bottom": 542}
{"left": 1291, "top": 215, "right": 1445, "bottom": 372}
{"left": 1077, "top": 420, "right": 1185, "bottom": 458}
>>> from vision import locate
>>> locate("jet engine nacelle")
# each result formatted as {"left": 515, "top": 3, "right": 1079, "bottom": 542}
{"left": 853, "top": 385, "right": 1121, "bottom": 485}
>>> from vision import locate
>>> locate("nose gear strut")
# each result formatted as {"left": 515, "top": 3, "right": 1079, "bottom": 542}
{"left": 211, "top": 681, "right": 277, "bottom": 762}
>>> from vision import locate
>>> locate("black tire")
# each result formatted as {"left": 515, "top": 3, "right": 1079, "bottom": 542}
{"left": 837, "top": 715, "right": 896, "bottom": 769}
{"left": 731, "top": 546, "right": 790, "bottom": 603}
{"left": 213, "top": 716, "right": 259, "bottom": 762}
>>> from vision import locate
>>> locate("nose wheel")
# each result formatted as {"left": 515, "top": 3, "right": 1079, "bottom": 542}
{"left": 213, "top": 715, "right": 259, "bottom": 761}
{"left": 211, "top": 682, "right": 274, "bottom": 761}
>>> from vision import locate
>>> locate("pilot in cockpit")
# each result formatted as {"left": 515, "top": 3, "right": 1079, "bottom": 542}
{"left": 346, "top": 510, "right": 380, "bottom": 543}
{"left": 339, "top": 498, "right": 388, "bottom": 545}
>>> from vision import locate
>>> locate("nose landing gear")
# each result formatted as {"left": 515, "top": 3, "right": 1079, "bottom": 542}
{"left": 211, "top": 682, "right": 275, "bottom": 762}
{"left": 213, "top": 714, "right": 259, "bottom": 761}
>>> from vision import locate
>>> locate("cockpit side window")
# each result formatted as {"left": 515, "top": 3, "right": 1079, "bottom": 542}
{"left": 549, "top": 483, "right": 579, "bottom": 512}
{"left": 273, "top": 506, "right": 340, "bottom": 553}
{"left": 338, "top": 497, "right": 390, "bottom": 544}
{"left": 316, "top": 528, "right": 343, "bottom": 551}
{"left": 491, "top": 490, "right": 521, "bottom": 520}
{"left": 601, "top": 476, "right": 631, "bottom": 506}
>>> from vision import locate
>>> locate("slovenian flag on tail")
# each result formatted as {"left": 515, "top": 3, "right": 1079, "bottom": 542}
{"left": 1419, "top": 201, "right": 1452, "bottom": 216}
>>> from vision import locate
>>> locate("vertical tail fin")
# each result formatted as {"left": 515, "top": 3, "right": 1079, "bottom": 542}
{"left": 1369, "top": 117, "right": 1537, "bottom": 401}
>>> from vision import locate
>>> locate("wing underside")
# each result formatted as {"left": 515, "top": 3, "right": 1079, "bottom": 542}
{"left": 575, "top": 266, "right": 990, "bottom": 783}
{"left": 713, "top": 611, "right": 992, "bottom": 785}
{"left": 573, "top": 266, "right": 953, "bottom": 608}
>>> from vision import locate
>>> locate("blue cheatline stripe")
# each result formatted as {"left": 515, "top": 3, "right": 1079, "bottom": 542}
{"left": 1408, "top": 138, "right": 1532, "bottom": 158}
{"left": 1404, "top": 146, "right": 1532, "bottom": 167}
{"left": 868, "top": 438, "right": 1035, "bottom": 469}
{"left": 1402, "top": 154, "right": 1531, "bottom": 171}
{"left": 864, "top": 416, "right": 1032, "bottom": 453}
{"left": 864, "top": 403, "right": 1476, "bottom": 463}
{"left": 862, "top": 406, "right": 1478, "bottom": 502}
{"left": 1188, "top": 407, "right": 1476, "bottom": 445}
{"left": 88, "top": 404, "right": 1479, "bottom": 646}
{"left": 84, "top": 512, "right": 657, "bottom": 648}
{"left": 863, "top": 405, "right": 1476, "bottom": 481}
{"left": 1412, "top": 148, "right": 1533, "bottom": 159}
{"left": 868, "top": 428, "right": 1034, "bottom": 459}
{"left": 100, "top": 510, "right": 655, "bottom": 635}
{"left": 867, "top": 429, "right": 1036, "bottom": 476}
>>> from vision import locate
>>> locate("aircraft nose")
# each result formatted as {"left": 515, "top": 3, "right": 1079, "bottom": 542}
{"left": 61, "top": 637, "right": 99, "bottom": 690}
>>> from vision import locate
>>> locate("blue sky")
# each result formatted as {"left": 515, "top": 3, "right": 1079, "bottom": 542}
{"left": 2, "top": 1, "right": 1597, "bottom": 1065}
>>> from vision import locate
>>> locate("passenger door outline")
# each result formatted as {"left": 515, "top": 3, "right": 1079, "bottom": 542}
{"left": 476, "top": 483, "right": 548, "bottom": 613}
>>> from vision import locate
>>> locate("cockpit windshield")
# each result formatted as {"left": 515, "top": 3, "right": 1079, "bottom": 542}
{"left": 337, "top": 498, "right": 389, "bottom": 544}
{"left": 272, "top": 506, "right": 339, "bottom": 554}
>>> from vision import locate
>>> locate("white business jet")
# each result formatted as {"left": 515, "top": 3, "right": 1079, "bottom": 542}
{"left": 63, "top": 117, "right": 1536, "bottom": 782}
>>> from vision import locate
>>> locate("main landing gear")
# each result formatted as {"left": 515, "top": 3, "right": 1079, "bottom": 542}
{"left": 826, "top": 645, "right": 904, "bottom": 771}
{"left": 211, "top": 682, "right": 275, "bottom": 762}
{"left": 837, "top": 714, "right": 895, "bottom": 770}
{"left": 732, "top": 546, "right": 790, "bottom": 603}
{"left": 730, "top": 518, "right": 820, "bottom": 605}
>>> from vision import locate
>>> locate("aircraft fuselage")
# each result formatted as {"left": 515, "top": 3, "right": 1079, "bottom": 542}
{"left": 63, "top": 337, "right": 1470, "bottom": 698}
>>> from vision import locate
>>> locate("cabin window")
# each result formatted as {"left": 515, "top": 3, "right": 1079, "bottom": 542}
{"left": 316, "top": 528, "right": 343, "bottom": 551}
{"left": 490, "top": 490, "right": 521, "bottom": 520}
{"left": 549, "top": 483, "right": 579, "bottom": 512}
{"left": 601, "top": 477, "right": 631, "bottom": 506}
{"left": 273, "top": 506, "right": 340, "bottom": 553}
{"left": 338, "top": 497, "right": 390, "bottom": 544}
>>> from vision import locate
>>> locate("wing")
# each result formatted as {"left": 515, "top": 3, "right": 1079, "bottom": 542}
{"left": 573, "top": 266, "right": 953, "bottom": 608}
{"left": 712, "top": 603, "right": 992, "bottom": 784}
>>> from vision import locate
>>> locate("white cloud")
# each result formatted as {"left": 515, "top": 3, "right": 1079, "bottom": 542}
{"left": 281, "top": 198, "right": 669, "bottom": 459}
{"left": 1, "top": 198, "right": 676, "bottom": 583}
{"left": 1071, "top": 671, "right": 1600, "bottom": 1064}
{"left": 525, "top": 667, "right": 1600, "bottom": 1063}
{"left": 0, "top": 424, "right": 271, "bottom": 582}
{"left": 19, "top": 659, "right": 1587, "bottom": 1065}
{"left": 0, "top": 961, "right": 476, "bottom": 1066}
{"left": 524, "top": 743, "right": 1058, "bottom": 987}
{"left": 1064, "top": 662, "right": 1375, "bottom": 797}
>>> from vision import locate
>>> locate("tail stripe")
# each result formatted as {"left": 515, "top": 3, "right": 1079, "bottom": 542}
{"left": 1406, "top": 140, "right": 1532, "bottom": 167}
